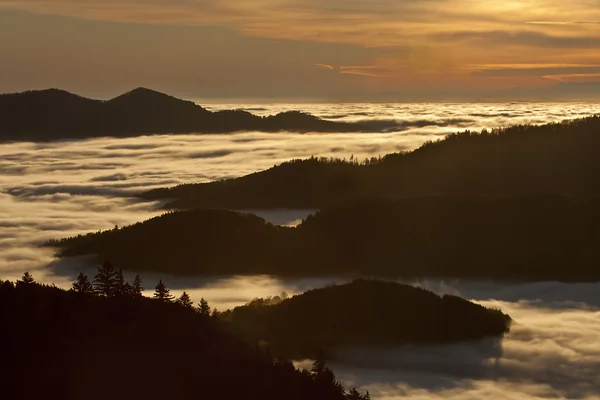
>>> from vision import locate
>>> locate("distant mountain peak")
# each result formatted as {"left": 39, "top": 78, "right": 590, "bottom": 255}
{"left": 109, "top": 87, "right": 178, "bottom": 102}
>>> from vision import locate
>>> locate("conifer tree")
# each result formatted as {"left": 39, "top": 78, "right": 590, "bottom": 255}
{"left": 72, "top": 272, "right": 93, "bottom": 294}
{"left": 346, "top": 388, "right": 362, "bottom": 400}
{"left": 114, "top": 268, "right": 125, "bottom": 297}
{"left": 177, "top": 291, "right": 193, "bottom": 308}
{"left": 123, "top": 282, "right": 133, "bottom": 297}
{"left": 94, "top": 261, "right": 117, "bottom": 297}
{"left": 132, "top": 274, "right": 143, "bottom": 297}
{"left": 19, "top": 272, "right": 35, "bottom": 284}
{"left": 153, "top": 279, "right": 174, "bottom": 302}
{"left": 211, "top": 307, "right": 220, "bottom": 319}
{"left": 197, "top": 298, "right": 210, "bottom": 315}
{"left": 311, "top": 350, "right": 344, "bottom": 397}
{"left": 311, "top": 349, "right": 327, "bottom": 376}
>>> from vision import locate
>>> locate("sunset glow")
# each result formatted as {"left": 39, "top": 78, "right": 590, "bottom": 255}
{"left": 1, "top": 0, "right": 599, "bottom": 99}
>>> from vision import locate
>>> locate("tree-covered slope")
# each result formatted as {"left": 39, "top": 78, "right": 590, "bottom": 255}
{"left": 0, "top": 277, "right": 369, "bottom": 400}
{"left": 142, "top": 116, "right": 600, "bottom": 209}
{"left": 47, "top": 196, "right": 600, "bottom": 281}
{"left": 227, "top": 279, "right": 511, "bottom": 358}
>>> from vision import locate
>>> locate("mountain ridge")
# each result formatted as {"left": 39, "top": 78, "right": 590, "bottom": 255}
{"left": 0, "top": 87, "right": 365, "bottom": 141}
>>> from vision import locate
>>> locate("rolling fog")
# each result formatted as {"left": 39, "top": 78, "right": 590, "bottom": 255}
{"left": 1, "top": 102, "right": 600, "bottom": 399}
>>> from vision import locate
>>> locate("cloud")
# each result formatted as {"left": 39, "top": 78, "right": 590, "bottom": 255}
{"left": 316, "top": 64, "right": 335, "bottom": 70}
{"left": 1, "top": 0, "right": 600, "bottom": 96}
{"left": 436, "top": 30, "right": 600, "bottom": 49}
{"left": 472, "top": 66, "right": 600, "bottom": 77}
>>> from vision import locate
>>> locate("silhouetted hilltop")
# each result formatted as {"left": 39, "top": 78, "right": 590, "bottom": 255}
{"left": 47, "top": 197, "right": 600, "bottom": 281}
{"left": 227, "top": 279, "right": 511, "bottom": 358}
{"left": 0, "top": 88, "right": 365, "bottom": 141}
{"left": 0, "top": 277, "right": 368, "bottom": 400}
{"left": 142, "top": 116, "right": 600, "bottom": 209}
{"left": 46, "top": 209, "right": 293, "bottom": 275}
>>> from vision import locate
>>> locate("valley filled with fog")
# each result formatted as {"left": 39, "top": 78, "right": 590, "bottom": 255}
{"left": 1, "top": 102, "right": 600, "bottom": 399}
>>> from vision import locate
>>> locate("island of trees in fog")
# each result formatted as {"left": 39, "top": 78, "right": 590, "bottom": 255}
{"left": 226, "top": 279, "right": 510, "bottom": 359}
{"left": 1, "top": 269, "right": 373, "bottom": 400}
{"left": 142, "top": 116, "right": 600, "bottom": 209}
{"left": 47, "top": 196, "right": 600, "bottom": 281}
{"left": 0, "top": 88, "right": 365, "bottom": 141}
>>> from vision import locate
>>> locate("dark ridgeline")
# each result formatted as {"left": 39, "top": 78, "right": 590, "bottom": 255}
{"left": 46, "top": 196, "right": 600, "bottom": 281}
{"left": 226, "top": 279, "right": 511, "bottom": 359}
{"left": 0, "top": 271, "right": 370, "bottom": 400}
{"left": 0, "top": 88, "right": 365, "bottom": 141}
{"left": 142, "top": 116, "right": 600, "bottom": 209}
{"left": 46, "top": 209, "right": 289, "bottom": 275}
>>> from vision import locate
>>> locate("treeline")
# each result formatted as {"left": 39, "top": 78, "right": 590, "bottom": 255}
{"left": 141, "top": 116, "right": 600, "bottom": 209}
{"left": 224, "top": 279, "right": 511, "bottom": 359}
{"left": 0, "top": 88, "right": 364, "bottom": 141}
{"left": 0, "top": 271, "right": 371, "bottom": 400}
{"left": 46, "top": 209, "right": 291, "bottom": 276}
{"left": 47, "top": 196, "right": 600, "bottom": 281}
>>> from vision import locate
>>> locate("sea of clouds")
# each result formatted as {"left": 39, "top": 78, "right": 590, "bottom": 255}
{"left": 1, "top": 102, "right": 600, "bottom": 399}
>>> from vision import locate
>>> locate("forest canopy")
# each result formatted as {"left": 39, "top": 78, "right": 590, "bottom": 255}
{"left": 46, "top": 195, "right": 600, "bottom": 281}
{"left": 0, "top": 272, "right": 372, "bottom": 400}
{"left": 141, "top": 116, "right": 600, "bottom": 209}
{"left": 225, "top": 279, "right": 511, "bottom": 359}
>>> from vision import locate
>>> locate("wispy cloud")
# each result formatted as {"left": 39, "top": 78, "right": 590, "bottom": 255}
{"left": 1, "top": 0, "right": 600, "bottom": 93}
{"left": 315, "top": 63, "right": 335, "bottom": 70}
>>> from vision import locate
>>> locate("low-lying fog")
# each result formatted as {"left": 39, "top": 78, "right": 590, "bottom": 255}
{"left": 1, "top": 102, "right": 599, "bottom": 399}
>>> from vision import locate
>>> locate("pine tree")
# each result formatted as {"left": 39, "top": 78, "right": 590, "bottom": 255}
{"left": 123, "top": 282, "right": 133, "bottom": 297}
{"left": 211, "top": 307, "right": 220, "bottom": 319}
{"left": 114, "top": 268, "right": 125, "bottom": 297}
{"left": 19, "top": 272, "right": 35, "bottom": 284}
{"left": 132, "top": 274, "right": 143, "bottom": 297}
{"left": 346, "top": 388, "right": 362, "bottom": 400}
{"left": 72, "top": 272, "right": 93, "bottom": 294}
{"left": 177, "top": 291, "right": 193, "bottom": 308}
{"left": 93, "top": 261, "right": 117, "bottom": 297}
{"left": 153, "top": 279, "right": 174, "bottom": 302}
{"left": 311, "top": 350, "right": 344, "bottom": 397}
{"left": 197, "top": 298, "right": 210, "bottom": 315}
{"left": 311, "top": 349, "right": 327, "bottom": 376}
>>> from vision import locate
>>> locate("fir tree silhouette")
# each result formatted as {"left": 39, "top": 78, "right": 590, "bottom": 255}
{"left": 153, "top": 279, "right": 174, "bottom": 302}
{"left": 132, "top": 274, "right": 144, "bottom": 297}
{"left": 93, "top": 261, "right": 117, "bottom": 297}
{"left": 19, "top": 272, "right": 35, "bottom": 285}
{"left": 114, "top": 268, "right": 125, "bottom": 297}
{"left": 72, "top": 272, "right": 93, "bottom": 294}
{"left": 177, "top": 291, "right": 193, "bottom": 308}
{"left": 197, "top": 297, "right": 211, "bottom": 315}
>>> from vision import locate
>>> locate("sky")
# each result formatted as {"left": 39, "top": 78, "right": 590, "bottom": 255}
{"left": 0, "top": 0, "right": 600, "bottom": 100}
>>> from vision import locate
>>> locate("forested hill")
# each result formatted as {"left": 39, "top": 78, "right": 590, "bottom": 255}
{"left": 47, "top": 197, "right": 600, "bottom": 281}
{"left": 0, "top": 88, "right": 364, "bottom": 141}
{"left": 0, "top": 277, "right": 370, "bottom": 400}
{"left": 227, "top": 279, "right": 511, "bottom": 358}
{"left": 142, "top": 116, "right": 600, "bottom": 209}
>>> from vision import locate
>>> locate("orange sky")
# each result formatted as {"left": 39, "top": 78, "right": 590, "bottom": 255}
{"left": 0, "top": 1, "right": 599, "bottom": 100}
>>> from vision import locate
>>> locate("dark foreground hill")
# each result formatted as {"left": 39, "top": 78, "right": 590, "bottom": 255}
{"left": 142, "top": 116, "right": 600, "bottom": 209}
{"left": 0, "top": 88, "right": 364, "bottom": 141}
{"left": 226, "top": 279, "right": 511, "bottom": 358}
{"left": 0, "top": 278, "right": 369, "bottom": 400}
{"left": 47, "top": 196, "right": 600, "bottom": 281}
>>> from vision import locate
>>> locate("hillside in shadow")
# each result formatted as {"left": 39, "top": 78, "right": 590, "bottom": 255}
{"left": 0, "top": 275, "right": 370, "bottom": 400}
{"left": 0, "top": 88, "right": 365, "bottom": 141}
{"left": 142, "top": 116, "right": 600, "bottom": 209}
{"left": 226, "top": 279, "right": 511, "bottom": 359}
{"left": 47, "top": 196, "right": 600, "bottom": 281}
